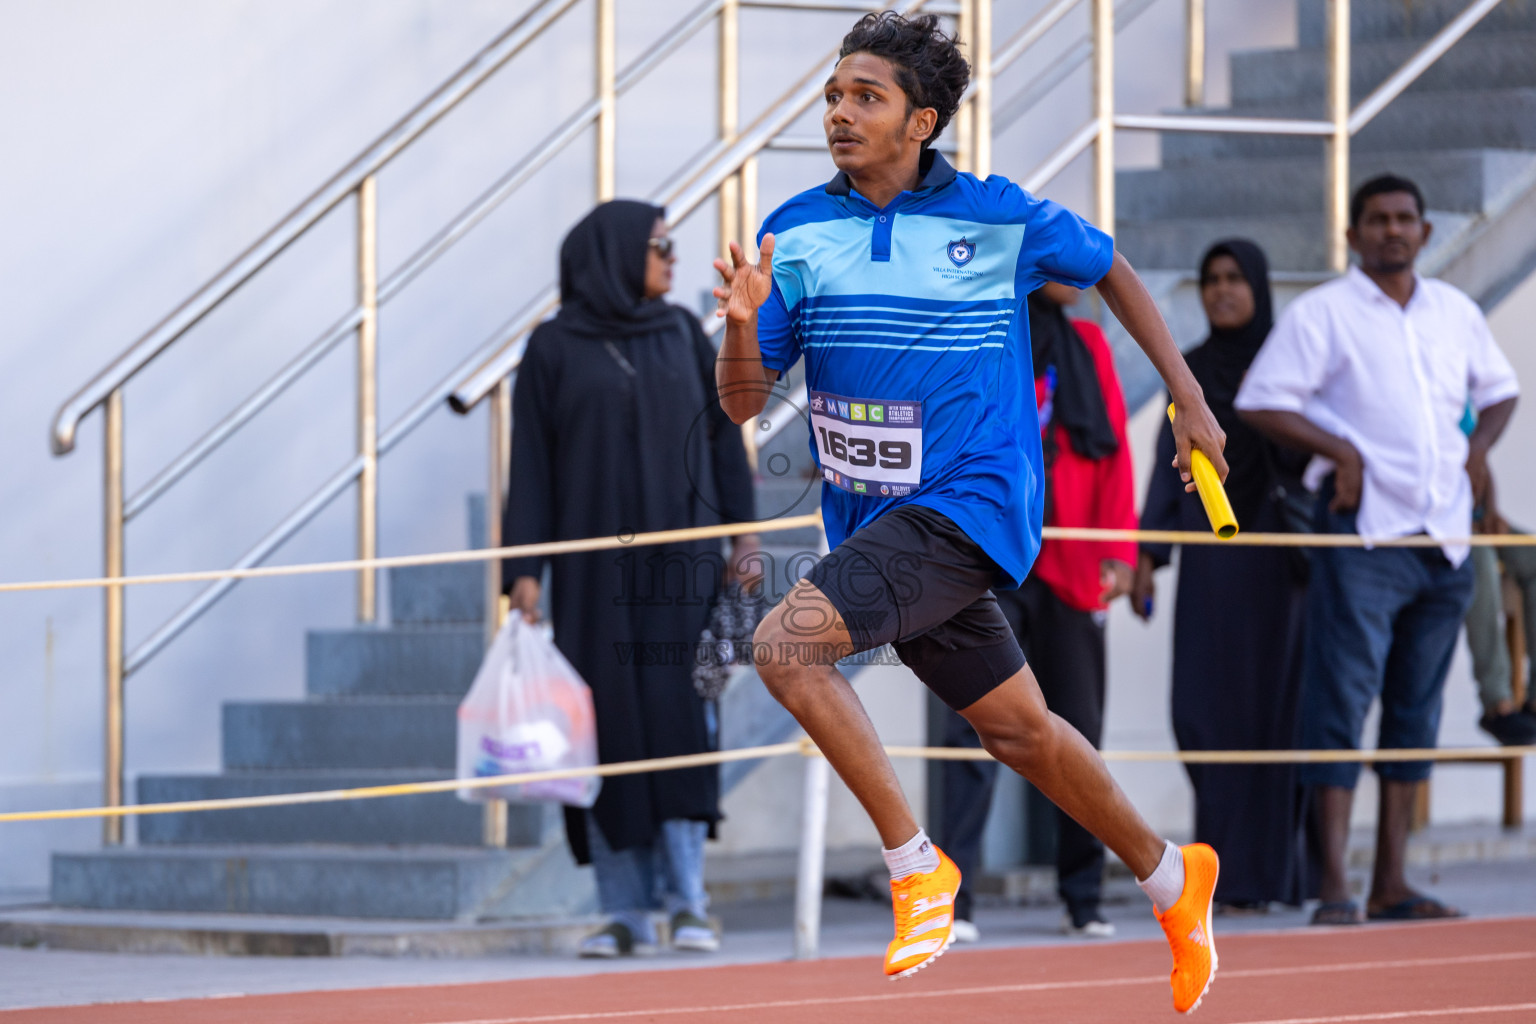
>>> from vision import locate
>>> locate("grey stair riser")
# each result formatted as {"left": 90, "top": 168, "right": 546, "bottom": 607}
{"left": 1232, "top": 34, "right": 1536, "bottom": 107}
{"left": 1119, "top": 150, "right": 1536, "bottom": 220}
{"left": 223, "top": 700, "right": 458, "bottom": 770}
{"left": 1115, "top": 210, "right": 1472, "bottom": 272}
{"left": 1159, "top": 89, "right": 1536, "bottom": 165}
{"left": 1299, "top": 0, "right": 1536, "bottom": 47}
{"left": 306, "top": 626, "right": 483, "bottom": 698}
{"left": 135, "top": 774, "right": 540, "bottom": 846}
{"left": 1228, "top": 33, "right": 1536, "bottom": 108}
{"left": 52, "top": 850, "right": 531, "bottom": 921}
{"left": 389, "top": 563, "right": 486, "bottom": 625}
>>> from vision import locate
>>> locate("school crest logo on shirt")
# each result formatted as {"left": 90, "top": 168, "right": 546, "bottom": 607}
{"left": 946, "top": 237, "right": 976, "bottom": 267}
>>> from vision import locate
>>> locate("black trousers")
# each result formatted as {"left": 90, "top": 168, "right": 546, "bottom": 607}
{"left": 937, "top": 576, "right": 1107, "bottom": 922}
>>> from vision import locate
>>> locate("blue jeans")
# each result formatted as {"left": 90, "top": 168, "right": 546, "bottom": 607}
{"left": 587, "top": 814, "right": 708, "bottom": 941}
{"left": 1299, "top": 498, "right": 1475, "bottom": 788}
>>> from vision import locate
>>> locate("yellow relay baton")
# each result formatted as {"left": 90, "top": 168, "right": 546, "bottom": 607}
{"left": 1167, "top": 403, "right": 1239, "bottom": 539}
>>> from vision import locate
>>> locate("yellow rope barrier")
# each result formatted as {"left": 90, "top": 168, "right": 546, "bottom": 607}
{"left": 0, "top": 518, "right": 1531, "bottom": 595}
{"left": 0, "top": 515, "right": 823, "bottom": 595}
{"left": 0, "top": 742, "right": 805, "bottom": 824}
{"left": 1, "top": 740, "right": 1525, "bottom": 825}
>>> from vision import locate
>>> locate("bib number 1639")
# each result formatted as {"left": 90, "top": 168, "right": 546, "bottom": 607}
{"left": 807, "top": 390, "right": 923, "bottom": 494}
{"left": 815, "top": 427, "right": 912, "bottom": 471}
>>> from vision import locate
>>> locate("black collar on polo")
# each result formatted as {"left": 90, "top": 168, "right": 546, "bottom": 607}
{"left": 824, "top": 148, "right": 958, "bottom": 198}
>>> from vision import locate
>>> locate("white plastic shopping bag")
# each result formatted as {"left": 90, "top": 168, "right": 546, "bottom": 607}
{"left": 456, "top": 615, "right": 601, "bottom": 807}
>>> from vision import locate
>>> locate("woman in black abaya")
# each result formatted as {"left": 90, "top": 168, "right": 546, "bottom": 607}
{"left": 502, "top": 200, "right": 756, "bottom": 956}
{"left": 1131, "top": 239, "right": 1310, "bottom": 910}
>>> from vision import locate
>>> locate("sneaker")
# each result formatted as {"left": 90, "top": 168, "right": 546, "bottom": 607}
{"left": 1062, "top": 911, "right": 1117, "bottom": 938}
{"left": 883, "top": 845, "right": 960, "bottom": 979}
{"left": 1154, "top": 843, "right": 1220, "bottom": 1014}
{"left": 669, "top": 910, "right": 720, "bottom": 953}
{"left": 1479, "top": 710, "right": 1536, "bottom": 746}
{"left": 950, "top": 918, "right": 980, "bottom": 944}
{"left": 577, "top": 921, "right": 656, "bottom": 959}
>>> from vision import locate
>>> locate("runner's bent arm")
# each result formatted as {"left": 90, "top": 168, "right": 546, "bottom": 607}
{"left": 713, "top": 236, "right": 781, "bottom": 425}
{"left": 1095, "top": 250, "right": 1230, "bottom": 485}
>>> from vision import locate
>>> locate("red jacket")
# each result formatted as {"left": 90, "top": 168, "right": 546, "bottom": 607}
{"left": 1029, "top": 319, "right": 1138, "bottom": 612}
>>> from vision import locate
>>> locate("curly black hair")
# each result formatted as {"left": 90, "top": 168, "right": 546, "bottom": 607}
{"left": 838, "top": 12, "right": 971, "bottom": 149}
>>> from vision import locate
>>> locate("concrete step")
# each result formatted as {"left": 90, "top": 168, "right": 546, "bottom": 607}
{"left": 1231, "top": 33, "right": 1536, "bottom": 109}
{"left": 48, "top": 844, "right": 584, "bottom": 922}
{"left": 306, "top": 624, "right": 483, "bottom": 698}
{"left": 0, "top": 906, "right": 601, "bottom": 956}
{"left": 388, "top": 563, "right": 485, "bottom": 626}
{"left": 134, "top": 771, "right": 541, "bottom": 846}
{"left": 1159, "top": 88, "right": 1536, "bottom": 165}
{"left": 1118, "top": 149, "right": 1536, "bottom": 220}
{"left": 222, "top": 698, "right": 458, "bottom": 771}
{"left": 1115, "top": 208, "right": 1473, "bottom": 272}
{"left": 1298, "top": 0, "right": 1536, "bottom": 48}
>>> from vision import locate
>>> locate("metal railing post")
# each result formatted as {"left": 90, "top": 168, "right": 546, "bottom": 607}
{"left": 740, "top": 155, "right": 758, "bottom": 257}
{"left": 955, "top": 0, "right": 975, "bottom": 173}
{"left": 596, "top": 0, "right": 617, "bottom": 202}
{"left": 356, "top": 176, "right": 379, "bottom": 623}
{"left": 1184, "top": 0, "right": 1205, "bottom": 107}
{"left": 486, "top": 377, "right": 512, "bottom": 652}
{"left": 483, "top": 375, "right": 514, "bottom": 846}
{"left": 103, "top": 388, "right": 125, "bottom": 846}
{"left": 1326, "top": 0, "right": 1351, "bottom": 274}
{"left": 737, "top": 150, "right": 761, "bottom": 471}
{"left": 792, "top": 750, "right": 830, "bottom": 960}
{"left": 972, "top": 0, "right": 992, "bottom": 178}
{"left": 718, "top": 0, "right": 741, "bottom": 262}
{"left": 1092, "top": 0, "right": 1115, "bottom": 233}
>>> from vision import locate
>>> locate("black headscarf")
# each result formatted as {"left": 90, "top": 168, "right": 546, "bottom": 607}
{"left": 556, "top": 199, "right": 678, "bottom": 338}
{"left": 1029, "top": 291, "right": 1118, "bottom": 459}
{"left": 1183, "top": 239, "right": 1278, "bottom": 523}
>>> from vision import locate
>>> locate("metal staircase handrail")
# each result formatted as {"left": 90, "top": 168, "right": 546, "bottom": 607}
{"left": 452, "top": 0, "right": 974, "bottom": 412}
{"left": 110, "top": 0, "right": 735, "bottom": 521}
{"left": 49, "top": 0, "right": 581, "bottom": 457}
{"left": 123, "top": 0, "right": 941, "bottom": 679}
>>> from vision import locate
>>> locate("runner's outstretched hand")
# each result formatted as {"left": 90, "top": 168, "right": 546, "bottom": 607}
{"left": 1168, "top": 395, "right": 1229, "bottom": 493}
{"left": 712, "top": 235, "right": 776, "bottom": 324}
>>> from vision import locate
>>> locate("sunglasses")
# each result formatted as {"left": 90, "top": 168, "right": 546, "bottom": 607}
{"left": 648, "top": 236, "right": 676, "bottom": 259}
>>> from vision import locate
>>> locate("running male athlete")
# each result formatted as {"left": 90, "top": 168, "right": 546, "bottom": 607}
{"left": 714, "top": 12, "right": 1227, "bottom": 1014}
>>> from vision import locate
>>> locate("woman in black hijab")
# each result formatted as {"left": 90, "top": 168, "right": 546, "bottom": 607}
{"left": 1132, "top": 239, "right": 1310, "bottom": 911}
{"left": 502, "top": 200, "right": 756, "bottom": 957}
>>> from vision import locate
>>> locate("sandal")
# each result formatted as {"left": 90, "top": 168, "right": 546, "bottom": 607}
{"left": 1366, "top": 896, "right": 1464, "bottom": 921}
{"left": 1310, "top": 900, "right": 1363, "bottom": 926}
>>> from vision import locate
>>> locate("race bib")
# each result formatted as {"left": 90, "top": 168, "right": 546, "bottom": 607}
{"left": 808, "top": 390, "right": 922, "bottom": 497}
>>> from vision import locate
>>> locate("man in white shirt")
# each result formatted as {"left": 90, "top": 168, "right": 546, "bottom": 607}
{"left": 1235, "top": 174, "right": 1519, "bottom": 926}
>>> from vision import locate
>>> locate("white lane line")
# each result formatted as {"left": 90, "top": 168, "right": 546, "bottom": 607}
{"left": 417, "top": 951, "right": 1536, "bottom": 1024}
{"left": 1229, "top": 1003, "right": 1536, "bottom": 1024}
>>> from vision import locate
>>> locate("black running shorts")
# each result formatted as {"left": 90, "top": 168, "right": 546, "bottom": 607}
{"left": 804, "top": 504, "right": 1027, "bottom": 711}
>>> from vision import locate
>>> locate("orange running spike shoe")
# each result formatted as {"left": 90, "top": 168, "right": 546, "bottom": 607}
{"left": 883, "top": 845, "right": 961, "bottom": 979}
{"left": 1155, "top": 843, "right": 1220, "bottom": 1013}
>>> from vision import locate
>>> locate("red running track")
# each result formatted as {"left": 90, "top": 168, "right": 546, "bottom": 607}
{"left": 5, "top": 917, "right": 1535, "bottom": 1023}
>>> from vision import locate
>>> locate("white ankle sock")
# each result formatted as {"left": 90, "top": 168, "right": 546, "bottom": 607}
{"left": 882, "top": 829, "right": 940, "bottom": 880}
{"left": 1137, "top": 840, "right": 1186, "bottom": 914}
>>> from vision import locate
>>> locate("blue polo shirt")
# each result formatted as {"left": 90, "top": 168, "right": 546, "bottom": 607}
{"left": 756, "top": 151, "right": 1114, "bottom": 588}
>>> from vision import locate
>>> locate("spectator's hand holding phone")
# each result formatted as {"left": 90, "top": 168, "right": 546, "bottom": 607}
{"left": 1130, "top": 552, "right": 1156, "bottom": 621}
